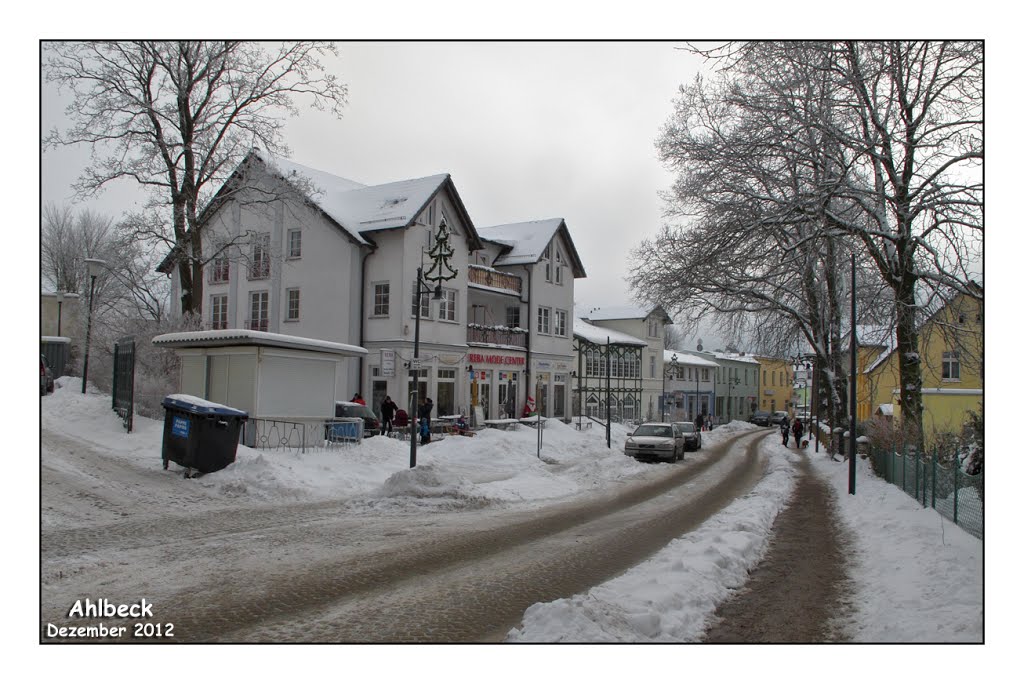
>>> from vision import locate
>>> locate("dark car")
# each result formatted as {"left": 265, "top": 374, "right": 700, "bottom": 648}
{"left": 673, "top": 421, "right": 701, "bottom": 451}
{"left": 40, "top": 355, "right": 54, "bottom": 395}
{"left": 750, "top": 411, "right": 772, "bottom": 427}
{"left": 330, "top": 401, "right": 381, "bottom": 439}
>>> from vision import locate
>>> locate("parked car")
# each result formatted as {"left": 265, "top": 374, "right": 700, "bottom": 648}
{"left": 40, "top": 355, "right": 54, "bottom": 395}
{"left": 771, "top": 411, "right": 789, "bottom": 425}
{"left": 673, "top": 421, "right": 701, "bottom": 451}
{"left": 750, "top": 411, "right": 773, "bottom": 427}
{"left": 624, "top": 422, "right": 683, "bottom": 463}
{"left": 330, "top": 401, "right": 381, "bottom": 439}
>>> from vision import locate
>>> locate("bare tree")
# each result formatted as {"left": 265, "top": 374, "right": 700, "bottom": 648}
{"left": 638, "top": 41, "right": 982, "bottom": 444}
{"left": 44, "top": 41, "right": 348, "bottom": 315}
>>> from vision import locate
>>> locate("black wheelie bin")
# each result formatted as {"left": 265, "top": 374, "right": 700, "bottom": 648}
{"left": 161, "top": 394, "right": 248, "bottom": 475}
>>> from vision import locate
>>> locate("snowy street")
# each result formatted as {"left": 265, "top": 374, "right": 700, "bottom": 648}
{"left": 39, "top": 380, "right": 982, "bottom": 645}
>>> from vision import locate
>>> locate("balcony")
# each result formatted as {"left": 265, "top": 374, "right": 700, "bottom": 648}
{"left": 467, "top": 324, "right": 526, "bottom": 348}
{"left": 245, "top": 318, "right": 269, "bottom": 332}
{"left": 248, "top": 259, "right": 271, "bottom": 280}
{"left": 468, "top": 265, "right": 522, "bottom": 296}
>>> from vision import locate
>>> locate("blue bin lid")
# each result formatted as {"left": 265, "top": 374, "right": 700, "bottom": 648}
{"left": 162, "top": 394, "right": 248, "bottom": 418}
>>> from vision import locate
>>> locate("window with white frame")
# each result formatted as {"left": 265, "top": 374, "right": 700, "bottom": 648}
{"left": 249, "top": 232, "right": 271, "bottom": 280}
{"left": 210, "top": 248, "right": 230, "bottom": 283}
{"left": 506, "top": 306, "right": 520, "bottom": 329}
{"left": 285, "top": 288, "right": 300, "bottom": 321}
{"left": 411, "top": 283, "right": 431, "bottom": 319}
{"left": 554, "top": 309, "right": 567, "bottom": 336}
{"left": 248, "top": 291, "right": 269, "bottom": 331}
{"left": 373, "top": 282, "right": 390, "bottom": 317}
{"left": 942, "top": 351, "right": 961, "bottom": 381}
{"left": 211, "top": 294, "right": 228, "bottom": 330}
{"left": 649, "top": 354, "right": 655, "bottom": 378}
{"left": 438, "top": 288, "right": 458, "bottom": 322}
{"left": 542, "top": 245, "right": 552, "bottom": 282}
{"left": 555, "top": 250, "right": 564, "bottom": 285}
{"left": 647, "top": 318, "right": 659, "bottom": 338}
{"left": 287, "top": 229, "right": 302, "bottom": 259}
{"left": 537, "top": 306, "right": 551, "bottom": 335}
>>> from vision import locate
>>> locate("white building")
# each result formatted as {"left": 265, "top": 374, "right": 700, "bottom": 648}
{"left": 160, "top": 152, "right": 586, "bottom": 422}
{"left": 691, "top": 350, "right": 761, "bottom": 423}
{"left": 663, "top": 350, "right": 719, "bottom": 422}
{"left": 578, "top": 305, "right": 673, "bottom": 422}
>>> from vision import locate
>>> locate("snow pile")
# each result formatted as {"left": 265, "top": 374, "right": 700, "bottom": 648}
{"left": 810, "top": 453, "right": 983, "bottom": 642}
{"left": 506, "top": 440, "right": 801, "bottom": 642}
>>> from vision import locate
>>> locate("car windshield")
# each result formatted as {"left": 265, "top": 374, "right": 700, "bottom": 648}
{"left": 633, "top": 425, "right": 673, "bottom": 438}
{"left": 676, "top": 423, "right": 695, "bottom": 433}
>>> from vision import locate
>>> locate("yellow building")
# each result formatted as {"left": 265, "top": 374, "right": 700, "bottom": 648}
{"left": 754, "top": 356, "right": 794, "bottom": 415}
{"left": 863, "top": 293, "right": 982, "bottom": 446}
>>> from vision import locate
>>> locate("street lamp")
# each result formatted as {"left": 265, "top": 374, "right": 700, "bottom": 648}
{"left": 81, "top": 258, "right": 107, "bottom": 394}
{"left": 662, "top": 352, "right": 677, "bottom": 422}
{"left": 55, "top": 291, "right": 65, "bottom": 337}
{"left": 409, "top": 218, "right": 457, "bottom": 469}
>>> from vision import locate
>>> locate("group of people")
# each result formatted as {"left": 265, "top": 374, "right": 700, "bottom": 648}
{"left": 693, "top": 414, "right": 713, "bottom": 432}
{"left": 779, "top": 414, "right": 804, "bottom": 448}
{"left": 374, "top": 394, "right": 434, "bottom": 444}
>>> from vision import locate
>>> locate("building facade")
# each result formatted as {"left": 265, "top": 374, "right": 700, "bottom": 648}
{"left": 753, "top": 355, "right": 795, "bottom": 415}
{"left": 694, "top": 350, "right": 760, "bottom": 423}
{"left": 579, "top": 306, "right": 673, "bottom": 422}
{"left": 663, "top": 350, "right": 718, "bottom": 422}
{"left": 161, "top": 152, "right": 586, "bottom": 423}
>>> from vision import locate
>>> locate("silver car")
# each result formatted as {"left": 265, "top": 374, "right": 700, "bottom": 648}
{"left": 624, "top": 422, "right": 683, "bottom": 463}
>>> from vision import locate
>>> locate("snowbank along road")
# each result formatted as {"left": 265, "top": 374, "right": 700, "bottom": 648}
{"left": 42, "top": 429, "right": 772, "bottom": 642}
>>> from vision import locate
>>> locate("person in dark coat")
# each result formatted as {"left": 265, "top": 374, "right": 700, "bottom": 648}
{"left": 780, "top": 414, "right": 790, "bottom": 446}
{"left": 792, "top": 417, "right": 804, "bottom": 448}
{"left": 380, "top": 395, "right": 398, "bottom": 435}
{"left": 418, "top": 397, "right": 433, "bottom": 444}
{"left": 694, "top": 413, "right": 704, "bottom": 431}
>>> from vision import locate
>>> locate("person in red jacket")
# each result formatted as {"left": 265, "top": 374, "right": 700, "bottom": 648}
{"left": 351, "top": 393, "right": 366, "bottom": 406}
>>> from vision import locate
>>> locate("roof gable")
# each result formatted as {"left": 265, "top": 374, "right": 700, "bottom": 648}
{"left": 478, "top": 218, "right": 586, "bottom": 278}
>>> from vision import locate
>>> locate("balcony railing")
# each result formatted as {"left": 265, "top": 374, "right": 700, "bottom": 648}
{"left": 467, "top": 324, "right": 526, "bottom": 348}
{"left": 468, "top": 265, "right": 522, "bottom": 295}
{"left": 245, "top": 318, "right": 269, "bottom": 332}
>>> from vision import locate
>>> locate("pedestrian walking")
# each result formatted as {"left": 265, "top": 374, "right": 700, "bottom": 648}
{"left": 706, "top": 414, "right": 713, "bottom": 431}
{"left": 380, "top": 395, "right": 398, "bottom": 435}
{"left": 352, "top": 393, "right": 366, "bottom": 406}
{"left": 780, "top": 414, "right": 790, "bottom": 447}
{"left": 792, "top": 417, "right": 804, "bottom": 448}
{"left": 694, "top": 413, "right": 704, "bottom": 432}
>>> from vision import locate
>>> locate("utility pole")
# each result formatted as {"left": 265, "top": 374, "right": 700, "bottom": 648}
{"left": 849, "top": 253, "right": 857, "bottom": 495}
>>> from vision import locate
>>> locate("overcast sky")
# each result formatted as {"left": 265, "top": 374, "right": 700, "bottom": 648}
{"left": 41, "top": 41, "right": 723, "bottom": 338}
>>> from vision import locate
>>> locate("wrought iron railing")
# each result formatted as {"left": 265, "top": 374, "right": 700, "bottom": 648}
{"left": 243, "top": 417, "right": 365, "bottom": 453}
{"left": 468, "top": 265, "right": 522, "bottom": 295}
{"left": 248, "top": 260, "right": 271, "bottom": 280}
{"left": 244, "top": 318, "right": 269, "bottom": 332}
{"left": 111, "top": 337, "right": 135, "bottom": 433}
{"left": 467, "top": 324, "right": 526, "bottom": 348}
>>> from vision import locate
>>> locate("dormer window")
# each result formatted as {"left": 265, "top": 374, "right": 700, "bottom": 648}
{"left": 647, "top": 318, "right": 659, "bottom": 338}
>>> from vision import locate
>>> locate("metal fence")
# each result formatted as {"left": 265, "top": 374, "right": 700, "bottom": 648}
{"left": 867, "top": 445, "right": 984, "bottom": 539}
{"left": 111, "top": 337, "right": 135, "bottom": 433}
{"left": 244, "top": 417, "right": 364, "bottom": 453}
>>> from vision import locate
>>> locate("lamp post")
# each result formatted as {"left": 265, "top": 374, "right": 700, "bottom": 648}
{"left": 409, "top": 218, "right": 457, "bottom": 469}
{"left": 81, "top": 258, "right": 107, "bottom": 394}
{"left": 661, "top": 352, "right": 677, "bottom": 422}
{"left": 55, "top": 291, "right": 65, "bottom": 337}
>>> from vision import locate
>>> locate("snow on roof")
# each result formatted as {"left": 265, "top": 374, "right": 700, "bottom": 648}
{"left": 585, "top": 305, "right": 670, "bottom": 322}
{"left": 877, "top": 403, "right": 894, "bottom": 416}
{"left": 704, "top": 350, "right": 761, "bottom": 365}
{"left": 152, "top": 329, "right": 367, "bottom": 356}
{"left": 573, "top": 317, "right": 647, "bottom": 347}
{"left": 477, "top": 219, "right": 564, "bottom": 265}
{"left": 663, "top": 349, "right": 720, "bottom": 368}
{"left": 263, "top": 153, "right": 451, "bottom": 242}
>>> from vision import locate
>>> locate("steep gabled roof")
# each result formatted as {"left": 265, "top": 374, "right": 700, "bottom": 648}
{"left": 477, "top": 218, "right": 586, "bottom": 278}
